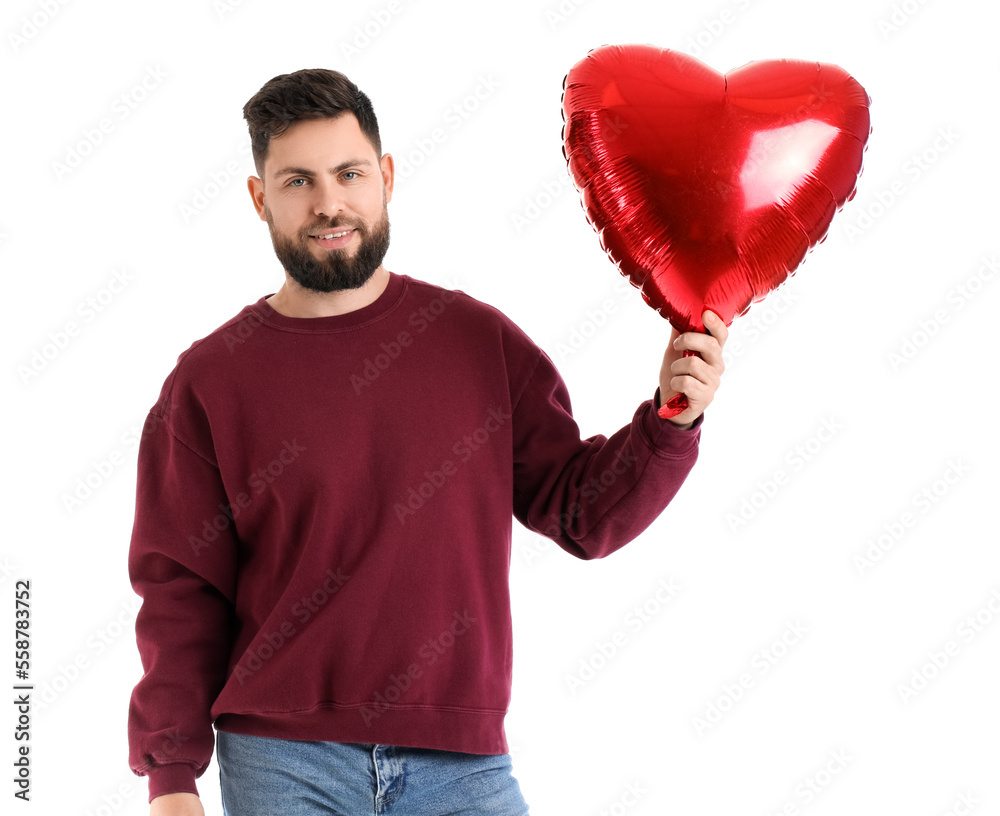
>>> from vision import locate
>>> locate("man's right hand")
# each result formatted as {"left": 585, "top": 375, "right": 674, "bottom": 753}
{"left": 150, "top": 792, "right": 204, "bottom": 816}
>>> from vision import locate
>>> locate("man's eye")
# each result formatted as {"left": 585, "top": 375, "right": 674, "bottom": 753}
{"left": 289, "top": 178, "right": 307, "bottom": 187}
{"left": 343, "top": 171, "right": 358, "bottom": 180}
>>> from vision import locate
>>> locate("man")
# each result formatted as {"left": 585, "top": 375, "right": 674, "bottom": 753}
{"left": 128, "top": 68, "right": 727, "bottom": 816}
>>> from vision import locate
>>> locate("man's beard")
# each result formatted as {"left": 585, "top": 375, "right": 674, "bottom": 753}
{"left": 265, "top": 198, "right": 391, "bottom": 293}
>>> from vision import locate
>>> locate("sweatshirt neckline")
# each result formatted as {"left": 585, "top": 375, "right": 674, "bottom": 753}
{"left": 249, "top": 271, "right": 406, "bottom": 333}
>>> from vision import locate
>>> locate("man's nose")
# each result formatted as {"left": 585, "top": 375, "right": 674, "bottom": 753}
{"left": 311, "top": 179, "right": 348, "bottom": 219}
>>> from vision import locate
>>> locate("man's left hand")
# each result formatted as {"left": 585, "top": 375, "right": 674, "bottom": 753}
{"left": 658, "top": 310, "right": 728, "bottom": 429}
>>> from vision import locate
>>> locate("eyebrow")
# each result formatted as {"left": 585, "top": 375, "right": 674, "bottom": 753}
{"left": 273, "top": 158, "right": 374, "bottom": 179}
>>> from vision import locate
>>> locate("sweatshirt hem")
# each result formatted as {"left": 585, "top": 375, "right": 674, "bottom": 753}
{"left": 214, "top": 704, "right": 509, "bottom": 756}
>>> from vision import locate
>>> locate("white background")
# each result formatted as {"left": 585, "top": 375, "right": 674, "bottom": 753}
{"left": 3, "top": 0, "right": 998, "bottom": 813}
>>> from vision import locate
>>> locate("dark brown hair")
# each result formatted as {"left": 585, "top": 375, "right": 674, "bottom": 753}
{"left": 243, "top": 68, "right": 382, "bottom": 177}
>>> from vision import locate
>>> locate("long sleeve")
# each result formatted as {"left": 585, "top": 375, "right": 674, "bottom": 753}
{"left": 127, "top": 372, "right": 239, "bottom": 803}
{"left": 511, "top": 347, "right": 701, "bottom": 559}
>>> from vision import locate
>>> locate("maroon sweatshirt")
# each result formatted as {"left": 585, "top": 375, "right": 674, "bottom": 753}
{"left": 127, "top": 271, "right": 702, "bottom": 801}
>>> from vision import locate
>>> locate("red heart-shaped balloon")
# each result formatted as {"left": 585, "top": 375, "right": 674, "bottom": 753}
{"left": 561, "top": 44, "right": 871, "bottom": 336}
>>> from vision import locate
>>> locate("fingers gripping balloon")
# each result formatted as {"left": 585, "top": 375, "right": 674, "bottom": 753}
{"left": 560, "top": 44, "right": 872, "bottom": 417}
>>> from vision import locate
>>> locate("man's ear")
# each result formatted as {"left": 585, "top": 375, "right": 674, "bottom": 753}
{"left": 380, "top": 153, "right": 394, "bottom": 203}
{"left": 248, "top": 175, "right": 266, "bottom": 221}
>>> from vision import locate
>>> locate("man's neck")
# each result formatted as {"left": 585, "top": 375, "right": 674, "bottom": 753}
{"left": 266, "top": 267, "right": 390, "bottom": 318}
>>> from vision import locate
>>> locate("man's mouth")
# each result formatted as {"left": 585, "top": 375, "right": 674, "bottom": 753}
{"left": 310, "top": 229, "right": 356, "bottom": 249}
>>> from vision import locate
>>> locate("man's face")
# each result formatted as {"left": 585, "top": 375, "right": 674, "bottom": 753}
{"left": 250, "top": 114, "right": 393, "bottom": 292}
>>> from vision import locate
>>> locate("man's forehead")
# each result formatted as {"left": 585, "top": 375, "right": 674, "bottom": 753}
{"left": 266, "top": 116, "right": 375, "bottom": 174}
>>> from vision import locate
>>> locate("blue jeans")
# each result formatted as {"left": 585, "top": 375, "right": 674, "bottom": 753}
{"left": 216, "top": 730, "right": 531, "bottom": 815}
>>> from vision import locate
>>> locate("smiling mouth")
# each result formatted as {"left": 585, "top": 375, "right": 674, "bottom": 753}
{"left": 310, "top": 229, "right": 356, "bottom": 249}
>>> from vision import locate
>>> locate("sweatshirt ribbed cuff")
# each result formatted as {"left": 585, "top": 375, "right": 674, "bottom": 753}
{"left": 644, "top": 387, "right": 703, "bottom": 455}
{"left": 146, "top": 763, "right": 199, "bottom": 804}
